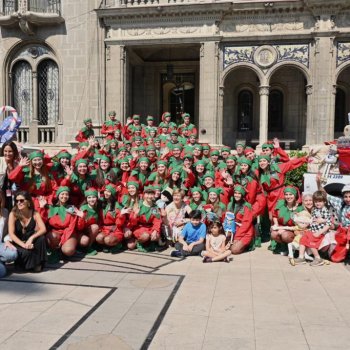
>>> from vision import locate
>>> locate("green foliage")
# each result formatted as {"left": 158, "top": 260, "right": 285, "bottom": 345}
{"left": 285, "top": 150, "right": 308, "bottom": 190}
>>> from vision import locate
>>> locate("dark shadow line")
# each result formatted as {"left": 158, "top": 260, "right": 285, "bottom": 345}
{"left": 49, "top": 288, "right": 117, "bottom": 349}
{"left": 123, "top": 251, "right": 175, "bottom": 260}
{"left": 140, "top": 275, "right": 185, "bottom": 350}
{"left": 74, "top": 256, "right": 159, "bottom": 269}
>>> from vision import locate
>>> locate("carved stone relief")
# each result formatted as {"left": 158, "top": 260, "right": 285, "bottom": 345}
{"left": 337, "top": 42, "right": 350, "bottom": 67}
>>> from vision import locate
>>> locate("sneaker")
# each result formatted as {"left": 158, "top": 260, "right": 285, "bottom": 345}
{"left": 203, "top": 257, "right": 212, "bottom": 263}
{"left": 170, "top": 250, "right": 182, "bottom": 258}
{"left": 255, "top": 237, "right": 262, "bottom": 248}
{"left": 310, "top": 258, "right": 324, "bottom": 267}
{"left": 86, "top": 247, "right": 98, "bottom": 256}
{"left": 294, "top": 258, "right": 306, "bottom": 265}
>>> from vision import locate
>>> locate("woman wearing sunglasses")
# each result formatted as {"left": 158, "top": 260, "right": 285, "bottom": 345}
{"left": 8, "top": 191, "right": 47, "bottom": 272}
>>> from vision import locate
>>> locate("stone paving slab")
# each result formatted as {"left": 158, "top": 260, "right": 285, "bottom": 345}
{"left": 1, "top": 245, "right": 350, "bottom": 349}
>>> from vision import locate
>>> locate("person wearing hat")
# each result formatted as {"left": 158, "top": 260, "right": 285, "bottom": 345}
{"left": 206, "top": 149, "right": 221, "bottom": 172}
{"left": 128, "top": 186, "right": 162, "bottom": 252}
{"left": 50, "top": 149, "right": 72, "bottom": 187}
{"left": 9, "top": 151, "right": 55, "bottom": 216}
{"left": 270, "top": 186, "right": 304, "bottom": 254}
{"left": 261, "top": 138, "right": 289, "bottom": 163}
{"left": 257, "top": 153, "right": 309, "bottom": 216}
{"left": 236, "top": 157, "right": 259, "bottom": 204}
{"left": 122, "top": 114, "right": 142, "bottom": 140}
{"left": 202, "top": 144, "right": 211, "bottom": 159}
{"left": 183, "top": 134, "right": 198, "bottom": 154}
{"left": 101, "top": 111, "right": 121, "bottom": 140}
{"left": 189, "top": 187, "right": 206, "bottom": 212}
{"left": 158, "top": 112, "right": 177, "bottom": 133}
{"left": 141, "top": 115, "right": 156, "bottom": 138}
{"left": 227, "top": 185, "right": 254, "bottom": 254}
{"left": 244, "top": 147, "right": 259, "bottom": 171}
{"left": 164, "top": 144, "right": 184, "bottom": 168}
{"left": 166, "top": 130, "right": 181, "bottom": 150}
{"left": 205, "top": 187, "right": 226, "bottom": 223}
{"left": 46, "top": 186, "right": 79, "bottom": 262}
{"left": 147, "top": 160, "right": 168, "bottom": 187}
{"left": 75, "top": 118, "right": 95, "bottom": 142}
{"left": 129, "top": 157, "right": 151, "bottom": 186}
{"left": 193, "top": 144, "right": 204, "bottom": 163}
{"left": 75, "top": 188, "right": 101, "bottom": 255}
{"left": 61, "top": 158, "right": 97, "bottom": 207}
{"left": 95, "top": 184, "right": 124, "bottom": 251}
{"left": 235, "top": 142, "right": 246, "bottom": 157}
{"left": 221, "top": 146, "right": 231, "bottom": 161}
{"left": 193, "top": 160, "right": 207, "bottom": 186}
{"left": 178, "top": 113, "right": 197, "bottom": 137}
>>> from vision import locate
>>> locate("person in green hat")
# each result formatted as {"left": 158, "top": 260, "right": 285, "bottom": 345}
{"left": 46, "top": 186, "right": 79, "bottom": 261}
{"left": 101, "top": 111, "right": 121, "bottom": 140}
{"left": 158, "top": 112, "right": 177, "bottom": 132}
{"left": 193, "top": 159, "right": 207, "bottom": 186}
{"left": 75, "top": 118, "right": 94, "bottom": 142}
{"left": 94, "top": 154, "right": 119, "bottom": 195}
{"left": 178, "top": 113, "right": 197, "bottom": 137}
{"left": 183, "top": 134, "right": 198, "bottom": 153}
{"left": 227, "top": 185, "right": 254, "bottom": 255}
{"left": 202, "top": 144, "right": 210, "bottom": 159}
{"left": 51, "top": 149, "right": 72, "bottom": 187}
{"left": 193, "top": 144, "right": 204, "bottom": 163}
{"left": 189, "top": 187, "right": 206, "bottom": 212}
{"left": 166, "top": 130, "right": 181, "bottom": 150}
{"left": 123, "top": 114, "right": 142, "bottom": 140}
{"left": 261, "top": 138, "right": 289, "bottom": 164}
{"left": 142, "top": 115, "right": 156, "bottom": 137}
{"left": 235, "top": 142, "right": 245, "bottom": 157}
{"left": 207, "top": 149, "right": 221, "bottom": 172}
{"left": 129, "top": 157, "right": 151, "bottom": 186}
{"left": 205, "top": 187, "right": 226, "bottom": 221}
{"left": 221, "top": 146, "right": 231, "bottom": 161}
{"left": 147, "top": 160, "right": 168, "bottom": 187}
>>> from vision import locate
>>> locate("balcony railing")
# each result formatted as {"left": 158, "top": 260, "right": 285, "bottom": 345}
{"left": 18, "top": 125, "right": 55, "bottom": 144}
{"left": 1, "top": 0, "right": 61, "bottom": 15}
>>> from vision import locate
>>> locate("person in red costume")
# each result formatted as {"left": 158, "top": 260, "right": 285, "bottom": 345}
{"left": 101, "top": 111, "right": 121, "bottom": 140}
{"left": 178, "top": 113, "right": 197, "bottom": 136}
{"left": 75, "top": 118, "right": 94, "bottom": 142}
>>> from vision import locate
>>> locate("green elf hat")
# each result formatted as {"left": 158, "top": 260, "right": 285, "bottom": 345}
{"left": 138, "top": 145, "right": 146, "bottom": 152}
{"left": 108, "top": 110, "right": 116, "bottom": 116}
{"left": 182, "top": 112, "right": 190, "bottom": 119}
{"left": 258, "top": 155, "right": 271, "bottom": 162}
{"left": 57, "top": 150, "right": 72, "bottom": 160}
{"left": 191, "top": 186, "right": 203, "bottom": 195}
{"left": 194, "top": 144, "right": 203, "bottom": 151}
{"left": 29, "top": 151, "right": 44, "bottom": 161}
{"left": 162, "top": 112, "right": 171, "bottom": 119}
{"left": 218, "top": 162, "right": 228, "bottom": 170}
{"left": 170, "top": 166, "right": 182, "bottom": 175}
{"left": 235, "top": 141, "right": 245, "bottom": 148}
{"left": 84, "top": 188, "right": 98, "bottom": 198}
{"left": 227, "top": 155, "right": 237, "bottom": 162}
{"left": 146, "top": 145, "right": 156, "bottom": 151}
{"left": 134, "top": 126, "right": 142, "bottom": 131}
{"left": 134, "top": 136, "right": 142, "bottom": 141}
{"left": 99, "top": 154, "right": 110, "bottom": 163}
{"left": 234, "top": 184, "right": 246, "bottom": 196}
{"left": 56, "top": 186, "right": 70, "bottom": 197}
{"left": 105, "top": 184, "right": 117, "bottom": 197}
{"left": 127, "top": 181, "right": 139, "bottom": 189}
{"left": 203, "top": 172, "right": 215, "bottom": 180}
{"left": 194, "top": 160, "right": 206, "bottom": 167}
{"left": 202, "top": 144, "right": 210, "bottom": 151}
{"left": 146, "top": 115, "right": 154, "bottom": 121}
{"left": 138, "top": 157, "right": 150, "bottom": 164}
{"left": 157, "top": 160, "right": 168, "bottom": 167}
{"left": 171, "top": 130, "right": 179, "bottom": 136}
{"left": 262, "top": 143, "right": 274, "bottom": 150}
{"left": 79, "top": 142, "right": 89, "bottom": 148}
{"left": 172, "top": 144, "right": 183, "bottom": 151}
{"left": 132, "top": 114, "right": 140, "bottom": 120}
{"left": 154, "top": 137, "right": 161, "bottom": 143}
{"left": 238, "top": 157, "right": 252, "bottom": 167}
{"left": 152, "top": 184, "right": 162, "bottom": 191}
{"left": 284, "top": 186, "right": 298, "bottom": 197}
{"left": 208, "top": 187, "right": 223, "bottom": 196}
{"left": 210, "top": 150, "right": 220, "bottom": 156}
{"left": 183, "top": 153, "right": 193, "bottom": 160}
{"left": 221, "top": 146, "right": 231, "bottom": 153}
{"left": 118, "top": 158, "right": 129, "bottom": 165}
{"left": 75, "top": 158, "right": 88, "bottom": 167}
{"left": 84, "top": 118, "right": 92, "bottom": 124}
{"left": 118, "top": 146, "right": 126, "bottom": 152}
{"left": 144, "top": 185, "right": 155, "bottom": 193}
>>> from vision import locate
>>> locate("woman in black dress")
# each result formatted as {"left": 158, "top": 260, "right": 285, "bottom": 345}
{"left": 8, "top": 191, "right": 47, "bottom": 272}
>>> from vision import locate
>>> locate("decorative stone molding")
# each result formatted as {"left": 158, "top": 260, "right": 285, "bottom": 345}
{"left": 219, "top": 86, "right": 224, "bottom": 97}
{"left": 259, "top": 86, "right": 270, "bottom": 96}
{"left": 337, "top": 42, "right": 350, "bottom": 67}
{"left": 224, "top": 44, "right": 309, "bottom": 69}
{"left": 306, "top": 84, "right": 313, "bottom": 95}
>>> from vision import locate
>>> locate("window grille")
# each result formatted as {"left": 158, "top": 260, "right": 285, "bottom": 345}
{"left": 237, "top": 90, "right": 253, "bottom": 131}
{"left": 12, "top": 61, "right": 33, "bottom": 126}
{"left": 28, "top": 0, "right": 61, "bottom": 14}
{"left": 2, "top": 0, "right": 17, "bottom": 15}
{"left": 38, "top": 59, "right": 59, "bottom": 125}
{"left": 268, "top": 90, "right": 284, "bottom": 132}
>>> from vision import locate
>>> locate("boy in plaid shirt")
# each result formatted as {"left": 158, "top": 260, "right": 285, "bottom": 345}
{"left": 295, "top": 191, "right": 331, "bottom": 266}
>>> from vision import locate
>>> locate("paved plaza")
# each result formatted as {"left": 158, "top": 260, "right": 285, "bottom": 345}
{"left": 1, "top": 244, "right": 350, "bottom": 350}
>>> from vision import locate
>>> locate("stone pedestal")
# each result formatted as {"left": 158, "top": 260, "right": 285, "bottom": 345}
{"left": 258, "top": 86, "right": 269, "bottom": 145}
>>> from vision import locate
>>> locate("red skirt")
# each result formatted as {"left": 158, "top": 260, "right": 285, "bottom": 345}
{"left": 299, "top": 230, "right": 324, "bottom": 249}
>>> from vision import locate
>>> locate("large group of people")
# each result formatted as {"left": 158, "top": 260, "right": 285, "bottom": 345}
{"left": 0, "top": 110, "right": 349, "bottom": 276}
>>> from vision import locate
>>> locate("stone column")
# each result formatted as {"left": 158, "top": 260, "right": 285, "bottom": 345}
{"left": 29, "top": 71, "right": 39, "bottom": 144}
{"left": 198, "top": 41, "right": 219, "bottom": 145}
{"left": 258, "top": 85, "right": 270, "bottom": 145}
{"left": 305, "top": 84, "right": 314, "bottom": 146}
{"left": 106, "top": 45, "right": 127, "bottom": 123}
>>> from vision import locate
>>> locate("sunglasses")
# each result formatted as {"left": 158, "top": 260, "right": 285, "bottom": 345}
{"left": 15, "top": 199, "right": 26, "bottom": 203}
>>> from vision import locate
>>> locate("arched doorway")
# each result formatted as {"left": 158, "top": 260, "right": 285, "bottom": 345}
{"left": 335, "top": 66, "right": 350, "bottom": 138}
{"left": 268, "top": 66, "right": 307, "bottom": 149}
{"left": 222, "top": 67, "right": 260, "bottom": 147}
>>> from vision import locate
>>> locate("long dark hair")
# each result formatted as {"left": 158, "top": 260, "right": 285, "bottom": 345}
{"left": 12, "top": 191, "right": 35, "bottom": 220}
{"left": 0, "top": 141, "right": 19, "bottom": 160}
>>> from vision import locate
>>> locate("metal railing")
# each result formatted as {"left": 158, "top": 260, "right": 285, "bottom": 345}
{"left": 28, "top": 0, "right": 61, "bottom": 14}
{"left": 2, "top": 0, "right": 17, "bottom": 15}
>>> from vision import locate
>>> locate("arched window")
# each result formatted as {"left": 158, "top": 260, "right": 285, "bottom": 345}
{"left": 38, "top": 59, "right": 59, "bottom": 125}
{"left": 334, "top": 88, "right": 346, "bottom": 133}
{"left": 268, "top": 89, "right": 283, "bottom": 132}
{"left": 237, "top": 90, "right": 253, "bottom": 131}
{"left": 12, "top": 61, "right": 33, "bottom": 126}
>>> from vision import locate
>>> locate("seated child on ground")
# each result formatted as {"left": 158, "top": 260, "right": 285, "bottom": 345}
{"left": 201, "top": 221, "right": 231, "bottom": 263}
{"left": 171, "top": 210, "right": 206, "bottom": 257}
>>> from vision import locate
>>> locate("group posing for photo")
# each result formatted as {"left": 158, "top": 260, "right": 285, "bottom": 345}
{"left": 0, "top": 110, "right": 349, "bottom": 276}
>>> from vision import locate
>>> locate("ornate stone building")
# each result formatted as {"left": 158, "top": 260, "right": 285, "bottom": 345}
{"left": 0, "top": 0, "right": 349, "bottom": 149}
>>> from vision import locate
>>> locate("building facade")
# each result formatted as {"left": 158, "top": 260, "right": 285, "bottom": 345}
{"left": 0, "top": 0, "right": 350, "bottom": 149}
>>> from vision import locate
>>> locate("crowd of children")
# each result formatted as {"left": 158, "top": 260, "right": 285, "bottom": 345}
{"left": 0, "top": 110, "right": 349, "bottom": 275}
